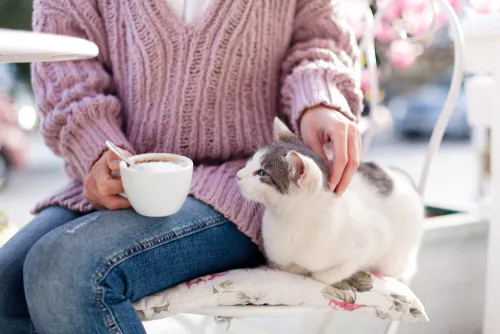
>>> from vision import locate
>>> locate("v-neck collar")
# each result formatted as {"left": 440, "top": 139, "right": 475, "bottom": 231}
{"left": 158, "top": 0, "right": 224, "bottom": 33}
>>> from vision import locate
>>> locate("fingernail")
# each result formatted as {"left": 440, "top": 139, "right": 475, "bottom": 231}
{"left": 109, "top": 161, "right": 120, "bottom": 170}
{"left": 329, "top": 184, "right": 337, "bottom": 192}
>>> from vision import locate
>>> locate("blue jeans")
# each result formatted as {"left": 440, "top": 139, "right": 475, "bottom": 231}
{"left": 0, "top": 197, "right": 264, "bottom": 334}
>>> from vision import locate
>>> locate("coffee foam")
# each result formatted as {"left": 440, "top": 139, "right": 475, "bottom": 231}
{"left": 138, "top": 161, "right": 182, "bottom": 172}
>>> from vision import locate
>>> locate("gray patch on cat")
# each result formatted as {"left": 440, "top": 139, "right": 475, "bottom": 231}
{"left": 389, "top": 166, "right": 419, "bottom": 192}
{"left": 259, "top": 138, "right": 330, "bottom": 194}
{"left": 357, "top": 162, "right": 394, "bottom": 196}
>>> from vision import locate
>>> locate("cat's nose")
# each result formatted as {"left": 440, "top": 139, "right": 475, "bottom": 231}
{"left": 236, "top": 172, "right": 242, "bottom": 181}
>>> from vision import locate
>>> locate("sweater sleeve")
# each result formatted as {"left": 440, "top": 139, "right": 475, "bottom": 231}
{"left": 281, "top": 0, "right": 364, "bottom": 133}
{"left": 31, "top": 0, "right": 134, "bottom": 182}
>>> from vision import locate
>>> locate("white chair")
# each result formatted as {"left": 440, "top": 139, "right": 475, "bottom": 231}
{"left": 0, "top": 2, "right": 465, "bottom": 332}
{"left": 461, "top": 13, "right": 500, "bottom": 334}
{"left": 135, "top": 1, "right": 466, "bottom": 333}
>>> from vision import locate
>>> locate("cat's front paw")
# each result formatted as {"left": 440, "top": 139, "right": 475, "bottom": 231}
{"left": 312, "top": 269, "right": 348, "bottom": 285}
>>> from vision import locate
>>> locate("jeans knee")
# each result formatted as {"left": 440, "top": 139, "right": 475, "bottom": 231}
{"left": 23, "top": 227, "right": 95, "bottom": 313}
{"left": 0, "top": 249, "right": 34, "bottom": 331}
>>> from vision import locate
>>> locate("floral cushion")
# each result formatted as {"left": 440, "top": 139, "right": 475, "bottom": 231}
{"left": 133, "top": 267, "right": 428, "bottom": 323}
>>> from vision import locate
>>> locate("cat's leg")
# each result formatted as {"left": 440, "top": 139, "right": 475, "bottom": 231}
{"left": 311, "top": 263, "right": 358, "bottom": 285}
{"left": 280, "top": 263, "right": 311, "bottom": 275}
{"left": 268, "top": 260, "right": 310, "bottom": 275}
{"left": 395, "top": 249, "right": 418, "bottom": 282}
{"left": 377, "top": 247, "right": 418, "bottom": 282}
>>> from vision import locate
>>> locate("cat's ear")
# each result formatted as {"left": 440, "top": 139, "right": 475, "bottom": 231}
{"left": 273, "top": 117, "right": 295, "bottom": 142}
{"left": 286, "top": 151, "right": 323, "bottom": 192}
{"left": 286, "top": 151, "right": 306, "bottom": 184}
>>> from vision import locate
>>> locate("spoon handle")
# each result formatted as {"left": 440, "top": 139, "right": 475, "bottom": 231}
{"left": 105, "top": 141, "right": 140, "bottom": 170}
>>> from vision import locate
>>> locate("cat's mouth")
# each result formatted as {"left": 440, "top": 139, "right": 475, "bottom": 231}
{"left": 236, "top": 178, "right": 254, "bottom": 201}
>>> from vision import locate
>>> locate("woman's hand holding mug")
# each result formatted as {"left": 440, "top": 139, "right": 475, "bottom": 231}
{"left": 84, "top": 149, "right": 132, "bottom": 210}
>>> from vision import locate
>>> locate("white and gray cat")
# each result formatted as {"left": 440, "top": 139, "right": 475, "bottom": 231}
{"left": 237, "top": 118, "right": 423, "bottom": 285}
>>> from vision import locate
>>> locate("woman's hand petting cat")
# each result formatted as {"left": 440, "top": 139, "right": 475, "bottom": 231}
{"left": 300, "top": 106, "right": 361, "bottom": 196}
{"left": 84, "top": 149, "right": 132, "bottom": 210}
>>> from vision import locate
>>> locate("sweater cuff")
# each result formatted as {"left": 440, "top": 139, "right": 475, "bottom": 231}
{"left": 286, "top": 69, "right": 357, "bottom": 134}
{"left": 61, "top": 118, "right": 134, "bottom": 178}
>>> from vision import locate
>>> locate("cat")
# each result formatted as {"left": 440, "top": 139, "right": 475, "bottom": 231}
{"left": 236, "top": 117, "right": 423, "bottom": 285}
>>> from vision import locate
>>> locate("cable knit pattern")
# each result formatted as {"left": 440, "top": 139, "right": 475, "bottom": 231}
{"left": 31, "top": 0, "right": 362, "bottom": 247}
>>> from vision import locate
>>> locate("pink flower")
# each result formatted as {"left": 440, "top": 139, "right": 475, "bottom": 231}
{"left": 186, "top": 277, "right": 206, "bottom": 289}
{"left": 370, "top": 271, "right": 387, "bottom": 281}
{"left": 448, "top": 0, "right": 463, "bottom": 12}
{"left": 470, "top": 0, "right": 499, "bottom": 14}
{"left": 375, "top": 20, "right": 397, "bottom": 42}
{"left": 384, "top": 1, "right": 404, "bottom": 21}
{"left": 207, "top": 272, "right": 228, "bottom": 281}
{"left": 343, "top": 2, "right": 368, "bottom": 39}
{"left": 360, "top": 68, "right": 381, "bottom": 93}
{"left": 185, "top": 271, "right": 228, "bottom": 289}
{"left": 329, "top": 300, "right": 364, "bottom": 311}
{"left": 386, "top": 40, "right": 422, "bottom": 70}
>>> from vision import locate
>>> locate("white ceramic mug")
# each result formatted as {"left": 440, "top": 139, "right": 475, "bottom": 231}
{"left": 119, "top": 153, "right": 193, "bottom": 217}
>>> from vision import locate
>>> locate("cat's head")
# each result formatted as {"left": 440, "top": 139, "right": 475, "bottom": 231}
{"left": 237, "top": 118, "right": 330, "bottom": 206}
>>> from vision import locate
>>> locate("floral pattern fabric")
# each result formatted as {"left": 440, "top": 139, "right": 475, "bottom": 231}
{"left": 133, "top": 267, "right": 428, "bottom": 323}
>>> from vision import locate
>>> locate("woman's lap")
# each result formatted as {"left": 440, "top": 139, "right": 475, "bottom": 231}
{"left": 19, "top": 196, "right": 263, "bottom": 334}
{"left": 0, "top": 206, "right": 83, "bottom": 333}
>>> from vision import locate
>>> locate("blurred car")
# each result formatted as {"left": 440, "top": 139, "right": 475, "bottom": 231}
{"left": 0, "top": 64, "right": 39, "bottom": 189}
{"left": 0, "top": 91, "right": 30, "bottom": 188}
{"left": 389, "top": 73, "right": 470, "bottom": 139}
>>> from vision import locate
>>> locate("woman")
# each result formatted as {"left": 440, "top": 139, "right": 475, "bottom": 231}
{"left": 0, "top": 0, "right": 362, "bottom": 333}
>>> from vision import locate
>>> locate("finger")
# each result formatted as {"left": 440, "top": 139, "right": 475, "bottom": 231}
{"left": 83, "top": 180, "right": 97, "bottom": 202}
{"left": 329, "top": 127, "right": 349, "bottom": 191}
{"left": 95, "top": 168, "right": 125, "bottom": 196}
{"left": 307, "top": 135, "right": 329, "bottom": 166}
{"left": 107, "top": 149, "right": 132, "bottom": 171}
{"left": 85, "top": 178, "right": 129, "bottom": 210}
{"left": 100, "top": 195, "right": 132, "bottom": 211}
{"left": 93, "top": 159, "right": 125, "bottom": 196}
{"left": 357, "top": 127, "right": 362, "bottom": 153}
{"left": 94, "top": 159, "right": 112, "bottom": 185}
{"left": 335, "top": 125, "right": 361, "bottom": 196}
{"left": 88, "top": 199, "right": 106, "bottom": 211}
{"left": 84, "top": 178, "right": 106, "bottom": 210}
{"left": 97, "top": 179, "right": 125, "bottom": 196}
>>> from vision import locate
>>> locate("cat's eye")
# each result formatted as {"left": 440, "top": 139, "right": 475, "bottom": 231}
{"left": 255, "top": 169, "right": 267, "bottom": 177}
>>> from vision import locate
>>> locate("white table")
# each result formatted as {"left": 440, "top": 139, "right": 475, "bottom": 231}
{"left": 462, "top": 13, "right": 500, "bottom": 334}
{"left": 0, "top": 28, "right": 98, "bottom": 63}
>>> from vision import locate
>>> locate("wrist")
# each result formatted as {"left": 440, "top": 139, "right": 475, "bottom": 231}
{"left": 301, "top": 104, "right": 342, "bottom": 124}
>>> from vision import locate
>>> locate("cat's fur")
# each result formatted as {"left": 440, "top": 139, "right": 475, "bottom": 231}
{"left": 236, "top": 118, "right": 423, "bottom": 284}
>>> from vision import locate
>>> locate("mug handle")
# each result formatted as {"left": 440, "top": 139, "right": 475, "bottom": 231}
{"left": 111, "top": 171, "right": 128, "bottom": 198}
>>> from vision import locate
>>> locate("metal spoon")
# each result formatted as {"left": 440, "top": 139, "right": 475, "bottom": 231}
{"left": 105, "top": 141, "right": 141, "bottom": 171}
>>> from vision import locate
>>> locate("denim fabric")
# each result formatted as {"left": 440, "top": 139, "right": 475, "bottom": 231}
{"left": 1, "top": 197, "right": 264, "bottom": 334}
{"left": 0, "top": 206, "right": 83, "bottom": 334}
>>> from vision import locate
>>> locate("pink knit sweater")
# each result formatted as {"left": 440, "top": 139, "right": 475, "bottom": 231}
{"left": 31, "top": 0, "right": 362, "bottom": 246}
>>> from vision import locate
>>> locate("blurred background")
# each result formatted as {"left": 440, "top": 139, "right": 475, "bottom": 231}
{"left": 0, "top": 0, "right": 489, "bottom": 226}
{"left": 0, "top": 0, "right": 498, "bottom": 333}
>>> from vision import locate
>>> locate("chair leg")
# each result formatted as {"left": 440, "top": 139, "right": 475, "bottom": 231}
{"left": 215, "top": 317, "right": 271, "bottom": 334}
{"left": 384, "top": 320, "right": 401, "bottom": 334}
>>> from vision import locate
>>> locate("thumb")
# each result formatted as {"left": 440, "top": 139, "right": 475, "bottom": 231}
{"left": 107, "top": 148, "right": 132, "bottom": 171}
